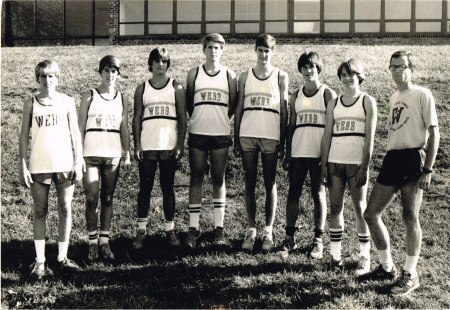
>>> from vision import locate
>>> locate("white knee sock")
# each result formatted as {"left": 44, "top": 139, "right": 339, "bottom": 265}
{"left": 213, "top": 199, "right": 225, "bottom": 228}
{"left": 189, "top": 204, "right": 201, "bottom": 229}
{"left": 34, "top": 239, "right": 46, "bottom": 263}
{"left": 57, "top": 241, "right": 69, "bottom": 262}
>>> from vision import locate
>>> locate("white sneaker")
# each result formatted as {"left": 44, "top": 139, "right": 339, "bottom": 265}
{"left": 310, "top": 241, "right": 324, "bottom": 259}
{"left": 261, "top": 230, "right": 274, "bottom": 253}
{"left": 242, "top": 230, "right": 256, "bottom": 251}
{"left": 354, "top": 255, "right": 371, "bottom": 277}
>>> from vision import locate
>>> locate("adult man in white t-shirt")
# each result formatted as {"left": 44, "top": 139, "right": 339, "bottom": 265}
{"left": 363, "top": 51, "right": 440, "bottom": 296}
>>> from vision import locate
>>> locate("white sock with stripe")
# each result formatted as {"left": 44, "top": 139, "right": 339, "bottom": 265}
{"left": 358, "top": 233, "right": 371, "bottom": 259}
{"left": 329, "top": 228, "right": 343, "bottom": 261}
{"left": 99, "top": 231, "right": 110, "bottom": 245}
{"left": 213, "top": 199, "right": 225, "bottom": 228}
{"left": 189, "top": 204, "right": 201, "bottom": 229}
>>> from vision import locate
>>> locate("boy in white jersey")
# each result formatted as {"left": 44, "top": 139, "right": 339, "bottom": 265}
{"left": 320, "top": 59, "right": 377, "bottom": 275}
{"left": 364, "top": 51, "right": 440, "bottom": 295}
{"left": 19, "top": 60, "right": 83, "bottom": 280}
{"left": 78, "top": 55, "right": 131, "bottom": 262}
{"left": 280, "top": 52, "right": 336, "bottom": 258}
{"left": 132, "top": 47, "right": 187, "bottom": 249}
{"left": 185, "top": 33, "right": 237, "bottom": 248}
{"left": 234, "top": 34, "right": 289, "bottom": 253}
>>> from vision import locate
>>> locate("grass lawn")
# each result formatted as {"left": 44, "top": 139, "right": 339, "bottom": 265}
{"left": 1, "top": 40, "right": 449, "bottom": 309}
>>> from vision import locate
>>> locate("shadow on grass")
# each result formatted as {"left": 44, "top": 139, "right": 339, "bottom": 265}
{"left": 1, "top": 237, "right": 390, "bottom": 309}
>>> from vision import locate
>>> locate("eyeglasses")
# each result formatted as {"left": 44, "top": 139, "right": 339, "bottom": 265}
{"left": 389, "top": 65, "right": 410, "bottom": 71}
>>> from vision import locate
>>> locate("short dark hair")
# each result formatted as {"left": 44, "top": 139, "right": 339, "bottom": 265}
{"left": 337, "top": 58, "right": 365, "bottom": 85}
{"left": 148, "top": 47, "right": 170, "bottom": 72}
{"left": 255, "top": 33, "right": 276, "bottom": 50}
{"left": 202, "top": 33, "right": 225, "bottom": 50}
{"left": 98, "top": 55, "right": 121, "bottom": 75}
{"left": 298, "top": 51, "right": 323, "bottom": 74}
{"left": 390, "top": 50, "right": 415, "bottom": 69}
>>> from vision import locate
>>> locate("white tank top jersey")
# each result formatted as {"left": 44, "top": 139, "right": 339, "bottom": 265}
{"left": 387, "top": 85, "right": 438, "bottom": 151}
{"left": 190, "top": 65, "right": 230, "bottom": 136}
{"left": 29, "top": 94, "right": 74, "bottom": 173}
{"left": 84, "top": 89, "right": 123, "bottom": 158}
{"left": 328, "top": 94, "right": 367, "bottom": 164}
{"left": 291, "top": 85, "right": 328, "bottom": 158}
{"left": 240, "top": 68, "right": 281, "bottom": 140}
{"left": 141, "top": 78, "right": 178, "bottom": 151}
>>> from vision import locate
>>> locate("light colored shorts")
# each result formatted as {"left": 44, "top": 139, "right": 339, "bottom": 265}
{"left": 31, "top": 172, "right": 71, "bottom": 185}
{"left": 240, "top": 137, "right": 278, "bottom": 154}
{"left": 327, "top": 162, "right": 361, "bottom": 179}
{"left": 84, "top": 156, "right": 121, "bottom": 168}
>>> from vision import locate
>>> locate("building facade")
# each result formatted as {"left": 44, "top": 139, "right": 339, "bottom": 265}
{"left": 2, "top": 0, "right": 449, "bottom": 46}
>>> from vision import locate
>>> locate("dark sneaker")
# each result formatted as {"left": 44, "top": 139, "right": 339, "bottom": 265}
{"left": 30, "top": 261, "right": 53, "bottom": 280}
{"left": 58, "top": 258, "right": 81, "bottom": 272}
{"left": 166, "top": 230, "right": 180, "bottom": 247}
{"left": 327, "top": 256, "right": 343, "bottom": 270}
{"left": 391, "top": 269, "right": 420, "bottom": 295}
{"left": 185, "top": 227, "right": 201, "bottom": 248}
{"left": 213, "top": 227, "right": 227, "bottom": 245}
{"left": 277, "top": 235, "right": 297, "bottom": 257}
{"left": 88, "top": 243, "right": 98, "bottom": 262}
{"left": 133, "top": 229, "right": 146, "bottom": 250}
{"left": 99, "top": 243, "right": 115, "bottom": 261}
{"left": 365, "top": 264, "right": 398, "bottom": 281}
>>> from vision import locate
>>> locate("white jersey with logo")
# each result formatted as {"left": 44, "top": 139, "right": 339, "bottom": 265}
{"left": 328, "top": 94, "right": 367, "bottom": 164}
{"left": 84, "top": 89, "right": 123, "bottom": 158}
{"left": 387, "top": 85, "right": 438, "bottom": 151}
{"left": 29, "top": 94, "right": 74, "bottom": 173}
{"left": 141, "top": 78, "right": 178, "bottom": 151}
{"left": 240, "top": 68, "right": 281, "bottom": 140}
{"left": 190, "top": 65, "right": 230, "bottom": 136}
{"left": 291, "top": 85, "right": 329, "bottom": 158}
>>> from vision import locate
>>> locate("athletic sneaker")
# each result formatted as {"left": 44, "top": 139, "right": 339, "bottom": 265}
{"left": 391, "top": 269, "right": 420, "bottom": 295}
{"left": 30, "top": 261, "right": 52, "bottom": 280}
{"left": 58, "top": 258, "right": 81, "bottom": 272}
{"left": 185, "top": 227, "right": 201, "bottom": 248}
{"left": 310, "top": 241, "right": 324, "bottom": 259}
{"left": 165, "top": 230, "right": 180, "bottom": 247}
{"left": 278, "top": 235, "right": 297, "bottom": 252}
{"left": 99, "top": 243, "right": 115, "bottom": 261}
{"left": 327, "top": 256, "right": 343, "bottom": 270}
{"left": 88, "top": 243, "right": 98, "bottom": 262}
{"left": 261, "top": 230, "right": 274, "bottom": 253}
{"left": 354, "top": 256, "right": 371, "bottom": 277}
{"left": 367, "top": 264, "right": 398, "bottom": 281}
{"left": 241, "top": 231, "right": 256, "bottom": 251}
{"left": 213, "top": 227, "right": 227, "bottom": 245}
{"left": 133, "top": 229, "right": 146, "bottom": 250}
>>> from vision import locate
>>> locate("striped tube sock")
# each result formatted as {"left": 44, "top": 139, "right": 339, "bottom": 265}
{"left": 99, "top": 231, "right": 110, "bottom": 245}
{"left": 188, "top": 204, "right": 201, "bottom": 229}
{"left": 213, "top": 199, "right": 226, "bottom": 228}
{"left": 329, "top": 228, "right": 343, "bottom": 260}
{"left": 358, "top": 233, "right": 371, "bottom": 259}
{"left": 137, "top": 218, "right": 148, "bottom": 232}
{"left": 165, "top": 220, "right": 175, "bottom": 232}
{"left": 88, "top": 230, "right": 98, "bottom": 245}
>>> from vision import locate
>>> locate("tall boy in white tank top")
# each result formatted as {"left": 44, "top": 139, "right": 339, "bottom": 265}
{"left": 234, "top": 34, "right": 289, "bottom": 253}
{"left": 185, "top": 33, "right": 237, "bottom": 248}
{"left": 78, "top": 55, "right": 131, "bottom": 262}
{"left": 320, "top": 59, "right": 377, "bottom": 276}
{"left": 280, "top": 52, "right": 336, "bottom": 259}
{"left": 132, "top": 47, "right": 187, "bottom": 249}
{"left": 19, "top": 60, "right": 84, "bottom": 280}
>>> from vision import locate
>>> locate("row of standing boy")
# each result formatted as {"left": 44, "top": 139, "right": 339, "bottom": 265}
{"left": 19, "top": 33, "right": 439, "bottom": 296}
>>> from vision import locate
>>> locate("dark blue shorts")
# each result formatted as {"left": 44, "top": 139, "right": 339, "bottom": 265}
{"left": 188, "top": 133, "right": 232, "bottom": 151}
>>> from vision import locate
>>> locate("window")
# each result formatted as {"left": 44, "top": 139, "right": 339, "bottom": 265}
{"left": 235, "top": 23, "right": 260, "bottom": 33}
{"left": 385, "top": 0, "right": 411, "bottom": 19}
{"left": 416, "top": 0, "right": 442, "bottom": 19}
{"left": 355, "top": 0, "right": 381, "bottom": 20}
{"left": 206, "top": 0, "right": 231, "bottom": 21}
{"left": 148, "top": 0, "right": 173, "bottom": 22}
{"left": 177, "top": 0, "right": 202, "bottom": 22}
{"left": 324, "top": 22, "right": 350, "bottom": 32}
{"left": 355, "top": 22, "right": 380, "bottom": 32}
{"left": 95, "top": 1, "right": 110, "bottom": 36}
{"left": 416, "top": 22, "right": 441, "bottom": 32}
{"left": 266, "top": 0, "right": 287, "bottom": 20}
{"left": 324, "top": 0, "right": 350, "bottom": 20}
{"left": 294, "top": 22, "right": 320, "bottom": 33}
{"left": 206, "top": 24, "right": 231, "bottom": 33}
{"left": 265, "top": 22, "right": 288, "bottom": 32}
{"left": 120, "top": 0, "right": 144, "bottom": 23}
{"left": 294, "top": 0, "right": 320, "bottom": 20}
{"left": 385, "top": 22, "right": 410, "bottom": 32}
{"left": 235, "top": 0, "right": 260, "bottom": 21}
